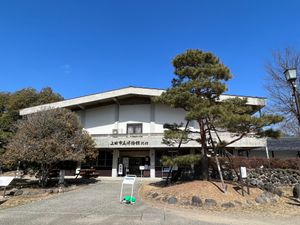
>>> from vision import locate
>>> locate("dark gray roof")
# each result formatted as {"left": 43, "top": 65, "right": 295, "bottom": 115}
{"left": 267, "top": 137, "right": 300, "bottom": 151}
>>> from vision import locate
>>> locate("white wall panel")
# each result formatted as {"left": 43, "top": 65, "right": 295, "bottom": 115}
{"left": 154, "top": 103, "right": 187, "bottom": 133}
{"left": 119, "top": 104, "right": 151, "bottom": 134}
{"left": 84, "top": 105, "right": 115, "bottom": 134}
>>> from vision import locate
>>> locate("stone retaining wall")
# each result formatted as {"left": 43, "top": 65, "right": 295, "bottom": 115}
{"left": 211, "top": 168, "right": 300, "bottom": 188}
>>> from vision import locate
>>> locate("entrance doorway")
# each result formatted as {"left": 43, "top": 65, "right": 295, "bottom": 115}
{"left": 118, "top": 150, "right": 150, "bottom": 177}
{"left": 129, "top": 157, "right": 145, "bottom": 176}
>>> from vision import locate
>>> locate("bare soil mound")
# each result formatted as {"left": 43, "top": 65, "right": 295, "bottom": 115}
{"left": 141, "top": 180, "right": 300, "bottom": 217}
{"left": 141, "top": 180, "right": 262, "bottom": 205}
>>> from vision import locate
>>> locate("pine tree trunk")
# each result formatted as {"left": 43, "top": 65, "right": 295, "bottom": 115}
{"left": 198, "top": 120, "right": 209, "bottom": 180}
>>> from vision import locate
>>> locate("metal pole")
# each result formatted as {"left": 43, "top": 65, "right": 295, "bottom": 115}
{"left": 292, "top": 82, "right": 300, "bottom": 126}
{"left": 3, "top": 187, "right": 6, "bottom": 198}
{"left": 120, "top": 183, "right": 123, "bottom": 203}
{"left": 131, "top": 183, "right": 134, "bottom": 204}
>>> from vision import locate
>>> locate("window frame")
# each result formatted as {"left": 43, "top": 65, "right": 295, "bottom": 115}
{"left": 97, "top": 150, "right": 113, "bottom": 167}
{"left": 126, "top": 123, "right": 143, "bottom": 134}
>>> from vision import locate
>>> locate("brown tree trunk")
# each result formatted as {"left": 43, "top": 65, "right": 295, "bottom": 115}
{"left": 40, "top": 163, "right": 49, "bottom": 187}
{"left": 198, "top": 120, "right": 209, "bottom": 180}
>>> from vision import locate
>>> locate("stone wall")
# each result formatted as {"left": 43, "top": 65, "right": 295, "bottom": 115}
{"left": 247, "top": 168, "right": 300, "bottom": 187}
{"left": 211, "top": 168, "right": 300, "bottom": 188}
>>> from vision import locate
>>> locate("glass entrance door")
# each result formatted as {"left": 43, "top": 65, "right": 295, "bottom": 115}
{"left": 129, "top": 157, "right": 145, "bottom": 176}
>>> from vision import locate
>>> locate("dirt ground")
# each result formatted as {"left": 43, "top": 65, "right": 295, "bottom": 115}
{"left": 140, "top": 180, "right": 300, "bottom": 217}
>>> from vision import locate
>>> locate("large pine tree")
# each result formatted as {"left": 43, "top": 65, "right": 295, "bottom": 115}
{"left": 156, "top": 49, "right": 282, "bottom": 180}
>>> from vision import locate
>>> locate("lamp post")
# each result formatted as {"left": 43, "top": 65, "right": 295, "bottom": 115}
{"left": 284, "top": 68, "right": 300, "bottom": 126}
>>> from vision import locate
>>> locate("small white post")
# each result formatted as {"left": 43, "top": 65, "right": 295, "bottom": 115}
{"left": 265, "top": 146, "right": 270, "bottom": 159}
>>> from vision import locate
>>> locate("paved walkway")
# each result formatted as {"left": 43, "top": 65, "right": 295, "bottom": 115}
{"left": 0, "top": 180, "right": 221, "bottom": 225}
{"left": 1, "top": 180, "right": 298, "bottom": 225}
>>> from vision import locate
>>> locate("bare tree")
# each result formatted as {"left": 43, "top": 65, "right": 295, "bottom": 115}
{"left": 2, "top": 108, "right": 97, "bottom": 187}
{"left": 265, "top": 47, "right": 300, "bottom": 136}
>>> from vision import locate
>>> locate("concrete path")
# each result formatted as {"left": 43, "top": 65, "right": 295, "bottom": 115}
{"left": 1, "top": 180, "right": 298, "bottom": 225}
{"left": 0, "top": 180, "right": 221, "bottom": 225}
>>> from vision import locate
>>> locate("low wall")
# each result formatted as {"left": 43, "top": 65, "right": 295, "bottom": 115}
{"left": 211, "top": 168, "right": 300, "bottom": 187}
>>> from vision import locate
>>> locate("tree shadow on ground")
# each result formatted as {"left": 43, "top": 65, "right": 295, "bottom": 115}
{"left": 209, "top": 181, "right": 228, "bottom": 193}
{"left": 286, "top": 197, "right": 300, "bottom": 206}
{"left": 147, "top": 179, "right": 234, "bottom": 192}
{"left": 147, "top": 179, "right": 196, "bottom": 188}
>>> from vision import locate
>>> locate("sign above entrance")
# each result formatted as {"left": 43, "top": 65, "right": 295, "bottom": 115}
{"left": 110, "top": 140, "right": 149, "bottom": 146}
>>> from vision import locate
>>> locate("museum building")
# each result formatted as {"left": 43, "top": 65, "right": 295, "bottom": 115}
{"left": 19, "top": 86, "right": 267, "bottom": 178}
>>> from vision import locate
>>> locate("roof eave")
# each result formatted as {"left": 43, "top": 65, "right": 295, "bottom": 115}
{"left": 20, "top": 86, "right": 266, "bottom": 116}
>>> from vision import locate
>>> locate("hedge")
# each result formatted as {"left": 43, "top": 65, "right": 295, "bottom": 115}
{"left": 210, "top": 157, "right": 300, "bottom": 170}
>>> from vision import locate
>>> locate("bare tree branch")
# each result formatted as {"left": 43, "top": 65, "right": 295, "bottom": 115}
{"left": 265, "top": 47, "right": 300, "bottom": 135}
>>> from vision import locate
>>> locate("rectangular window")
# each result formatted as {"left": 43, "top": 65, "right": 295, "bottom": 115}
{"left": 97, "top": 150, "right": 113, "bottom": 167}
{"left": 127, "top": 123, "right": 143, "bottom": 134}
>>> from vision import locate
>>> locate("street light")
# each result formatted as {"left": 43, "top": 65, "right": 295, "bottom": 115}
{"left": 284, "top": 68, "right": 300, "bottom": 125}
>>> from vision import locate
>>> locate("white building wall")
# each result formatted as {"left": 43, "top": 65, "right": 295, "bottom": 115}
{"left": 119, "top": 104, "right": 151, "bottom": 134}
{"left": 75, "top": 102, "right": 266, "bottom": 149}
{"left": 77, "top": 103, "right": 190, "bottom": 135}
{"left": 84, "top": 105, "right": 115, "bottom": 134}
{"left": 76, "top": 110, "right": 86, "bottom": 127}
{"left": 154, "top": 103, "right": 187, "bottom": 133}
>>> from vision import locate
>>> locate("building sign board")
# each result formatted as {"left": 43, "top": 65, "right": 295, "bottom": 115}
{"left": 110, "top": 140, "right": 149, "bottom": 146}
{"left": 93, "top": 134, "right": 266, "bottom": 149}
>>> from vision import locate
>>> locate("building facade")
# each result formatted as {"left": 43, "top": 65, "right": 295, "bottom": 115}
{"left": 248, "top": 137, "right": 300, "bottom": 159}
{"left": 20, "top": 87, "right": 267, "bottom": 178}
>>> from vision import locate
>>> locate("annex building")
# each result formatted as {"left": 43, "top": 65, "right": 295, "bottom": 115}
{"left": 20, "top": 86, "right": 267, "bottom": 178}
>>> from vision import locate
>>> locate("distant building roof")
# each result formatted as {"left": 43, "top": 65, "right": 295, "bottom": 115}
{"left": 267, "top": 137, "right": 300, "bottom": 151}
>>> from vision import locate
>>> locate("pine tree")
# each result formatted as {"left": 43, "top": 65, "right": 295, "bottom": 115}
{"left": 156, "top": 49, "right": 282, "bottom": 181}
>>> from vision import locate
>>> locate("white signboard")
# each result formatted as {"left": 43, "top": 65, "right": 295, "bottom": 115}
{"left": 240, "top": 167, "right": 247, "bottom": 179}
{"left": 120, "top": 175, "right": 137, "bottom": 203}
{"left": 0, "top": 177, "right": 14, "bottom": 187}
{"left": 139, "top": 166, "right": 145, "bottom": 171}
{"left": 122, "top": 175, "right": 136, "bottom": 185}
{"left": 118, "top": 164, "right": 123, "bottom": 175}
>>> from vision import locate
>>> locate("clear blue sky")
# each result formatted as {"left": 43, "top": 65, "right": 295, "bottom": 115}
{"left": 1, "top": 0, "right": 300, "bottom": 99}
